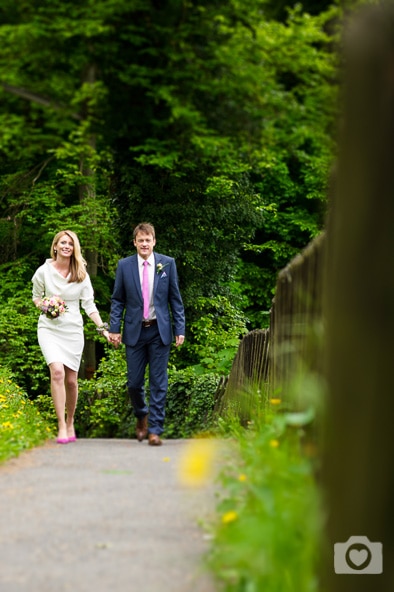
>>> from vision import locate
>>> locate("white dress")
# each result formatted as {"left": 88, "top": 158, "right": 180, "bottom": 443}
{"left": 32, "top": 259, "right": 98, "bottom": 371}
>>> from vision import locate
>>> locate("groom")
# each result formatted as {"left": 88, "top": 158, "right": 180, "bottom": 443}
{"left": 109, "top": 222, "right": 185, "bottom": 446}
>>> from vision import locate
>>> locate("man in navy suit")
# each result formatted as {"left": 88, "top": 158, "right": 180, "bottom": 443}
{"left": 109, "top": 222, "right": 185, "bottom": 446}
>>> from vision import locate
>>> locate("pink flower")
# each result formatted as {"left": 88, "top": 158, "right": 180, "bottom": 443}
{"left": 40, "top": 295, "right": 68, "bottom": 319}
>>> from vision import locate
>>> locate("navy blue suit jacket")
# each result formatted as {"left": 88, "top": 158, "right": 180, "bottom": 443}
{"left": 109, "top": 252, "right": 185, "bottom": 347}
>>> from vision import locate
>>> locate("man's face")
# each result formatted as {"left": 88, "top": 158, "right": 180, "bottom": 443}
{"left": 134, "top": 231, "right": 156, "bottom": 260}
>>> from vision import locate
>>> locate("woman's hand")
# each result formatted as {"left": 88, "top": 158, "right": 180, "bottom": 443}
{"left": 103, "top": 330, "right": 111, "bottom": 343}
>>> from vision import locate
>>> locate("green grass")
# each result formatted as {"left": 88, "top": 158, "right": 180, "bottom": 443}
{"left": 207, "top": 403, "right": 322, "bottom": 592}
{"left": 0, "top": 367, "right": 54, "bottom": 463}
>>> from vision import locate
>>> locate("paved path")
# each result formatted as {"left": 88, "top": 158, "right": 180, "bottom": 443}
{"left": 0, "top": 439, "right": 218, "bottom": 592}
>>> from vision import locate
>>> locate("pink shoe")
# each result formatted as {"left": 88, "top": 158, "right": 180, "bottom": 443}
{"left": 68, "top": 436, "right": 77, "bottom": 442}
{"left": 56, "top": 437, "right": 69, "bottom": 444}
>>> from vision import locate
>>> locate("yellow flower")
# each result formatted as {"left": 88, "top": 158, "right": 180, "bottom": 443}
{"left": 270, "top": 398, "right": 282, "bottom": 405}
{"left": 269, "top": 439, "right": 280, "bottom": 448}
{"left": 238, "top": 473, "right": 247, "bottom": 482}
{"left": 177, "top": 439, "right": 217, "bottom": 488}
{"left": 222, "top": 510, "right": 238, "bottom": 524}
{"left": 1, "top": 421, "right": 14, "bottom": 429}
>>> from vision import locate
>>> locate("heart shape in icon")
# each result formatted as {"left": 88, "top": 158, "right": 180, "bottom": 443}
{"left": 349, "top": 549, "right": 368, "bottom": 566}
{"left": 345, "top": 543, "right": 372, "bottom": 570}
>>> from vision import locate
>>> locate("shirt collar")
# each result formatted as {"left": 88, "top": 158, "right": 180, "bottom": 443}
{"left": 137, "top": 253, "right": 155, "bottom": 266}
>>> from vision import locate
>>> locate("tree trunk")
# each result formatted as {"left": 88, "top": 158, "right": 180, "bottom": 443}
{"left": 78, "top": 63, "right": 98, "bottom": 380}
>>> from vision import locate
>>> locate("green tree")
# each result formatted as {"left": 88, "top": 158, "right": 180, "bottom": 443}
{"left": 264, "top": 0, "right": 333, "bottom": 20}
{"left": 104, "top": 2, "right": 339, "bottom": 327}
{"left": 0, "top": 0, "right": 122, "bottom": 374}
{"left": 0, "top": 0, "right": 339, "bottom": 388}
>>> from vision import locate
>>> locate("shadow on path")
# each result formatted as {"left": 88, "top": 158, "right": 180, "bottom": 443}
{"left": 0, "top": 439, "right": 218, "bottom": 592}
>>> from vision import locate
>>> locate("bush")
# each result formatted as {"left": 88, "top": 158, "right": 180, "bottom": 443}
{"left": 75, "top": 347, "right": 131, "bottom": 438}
{"left": 164, "top": 369, "right": 220, "bottom": 438}
{"left": 177, "top": 296, "right": 248, "bottom": 374}
{"left": 44, "top": 347, "right": 221, "bottom": 439}
{"left": 0, "top": 367, "right": 54, "bottom": 463}
{"left": 0, "top": 280, "right": 49, "bottom": 396}
{"left": 207, "top": 398, "right": 322, "bottom": 592}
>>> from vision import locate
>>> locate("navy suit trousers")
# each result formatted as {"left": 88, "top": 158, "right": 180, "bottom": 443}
{"left": 126, "top": 323, "right": 171, "bottom": 435}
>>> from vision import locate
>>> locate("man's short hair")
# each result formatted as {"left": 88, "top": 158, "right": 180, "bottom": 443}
{"left": 133, "top": 222, "right": 155, "bottom": 240}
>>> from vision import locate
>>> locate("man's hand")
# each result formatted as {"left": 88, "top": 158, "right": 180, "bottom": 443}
{"left": 175, "top": 335, "right": 185, "bottom": 347}
{"left": 109, "top": 332, "right": 122, "bottom": 348}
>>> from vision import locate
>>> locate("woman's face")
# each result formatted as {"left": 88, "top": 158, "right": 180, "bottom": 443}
{"left": 55, "top": 234, "right": 74, "bottom": 259}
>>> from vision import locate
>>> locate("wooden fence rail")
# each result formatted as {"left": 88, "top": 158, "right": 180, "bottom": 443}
{"left": 217, "top": 230, "right": 326, "bottom": 417}
{"left": 270, "top": 230, "right": 326, "bottom": 400}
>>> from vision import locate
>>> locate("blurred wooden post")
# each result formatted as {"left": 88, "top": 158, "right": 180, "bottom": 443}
{"left": 322, "top": 4, "right": 394, "bottom": 589}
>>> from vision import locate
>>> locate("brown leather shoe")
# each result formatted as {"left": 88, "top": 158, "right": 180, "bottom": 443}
{"left": 136, "top": 415, "right": 148, "bottom": 442}
{"left": 148, "top": 433, "right": 162, "bottom": 446}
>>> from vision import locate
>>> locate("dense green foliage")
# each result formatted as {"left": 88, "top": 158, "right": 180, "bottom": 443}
{"left": 0, "top": 266, "right": 111, "bottom": 396}
{"left": 109, "top": 2, "right": 339, "bottom": 325}
{"left": 0, "top": 0, "right": 342, "bottom": 426}
{"left": 0, "top": 275, "right": 48, "bottom": 395}
{"left": 0, "top": 0, "right": 338, "bottom": 314}
{"left": 35, "top": 348, "right": 220, "bottom": 439}
{"left": 207, "top": 398, "right": 322, "bottom": 591}
{"left": 0, "top": 367, "right": 53, "bottom": 462}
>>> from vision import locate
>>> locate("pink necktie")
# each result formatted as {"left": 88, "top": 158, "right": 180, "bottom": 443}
{"left": 142, "top": 260, "right": 149, "bottom": 319}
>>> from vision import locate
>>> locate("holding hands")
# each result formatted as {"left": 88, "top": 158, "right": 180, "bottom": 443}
{"left": 96, "top": 322, "right": 111, "bottom": 344}
{"left": 96, "top": 320, "right": 120, "bottom": 347}
{"left": 109, "top": 333, "right": 122, "bottom": 348}
{"left": 107, "top": 332, "right": 183, "bottom": 348}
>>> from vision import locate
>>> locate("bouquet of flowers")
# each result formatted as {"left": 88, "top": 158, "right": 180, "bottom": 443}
{"left": 40, "top": 295, "right": 68, "bottom": 319}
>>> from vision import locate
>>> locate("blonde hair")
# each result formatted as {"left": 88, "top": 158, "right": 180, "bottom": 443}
{"left": 51, "top": 230, "right": 87, "bottom": 283}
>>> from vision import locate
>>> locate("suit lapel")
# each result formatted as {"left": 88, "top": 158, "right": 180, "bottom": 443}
{"left": 131, "top": 255, "right": 142, "bottom": 302}
{"left": 153, "top": 254, "right": 160, "bottom": 294}
{"left": 153, "top": 254, "right": 169, "bottom": 294}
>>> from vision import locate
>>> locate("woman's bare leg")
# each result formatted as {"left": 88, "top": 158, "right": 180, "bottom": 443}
{"left": 49, "top": 362, "right": 67, "bottom": 440}
{"left": 65, "top": 367, "right": 78, "bottom": 439}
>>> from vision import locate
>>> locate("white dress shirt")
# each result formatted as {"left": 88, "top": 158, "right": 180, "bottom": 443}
{"left": 137, "top": 253, "right": 156, "bottom": 320}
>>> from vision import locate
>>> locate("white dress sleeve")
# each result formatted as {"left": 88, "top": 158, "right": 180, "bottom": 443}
{"left": 32, "top": 266, "right": 45, "bottom": 301}
{"left": 80, "top": 274, "right": 99, "bottom": 316}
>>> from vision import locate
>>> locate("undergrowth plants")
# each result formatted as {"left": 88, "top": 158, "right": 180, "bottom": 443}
{"left": 34, "top": 347, "right": 221, "bottom": 439}
{"left": 207, "top": 395, "right": 322, "bottom": 592}
{"left": 0, "top": 368, "right": 53, "bottom": 463}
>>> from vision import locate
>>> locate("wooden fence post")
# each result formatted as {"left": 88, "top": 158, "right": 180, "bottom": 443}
{"left": 322, "top": 4, "right": 394, "bottom": 589}
{"left": 214, "top": 329, "right": 270, "bottom": 424}
{"left": 270, "top": 232, "right": 326, "bottom": 404}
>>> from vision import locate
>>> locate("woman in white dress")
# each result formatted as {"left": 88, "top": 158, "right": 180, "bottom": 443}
{"left": 32, "top": 230, "right": 110, "bottom": 444}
